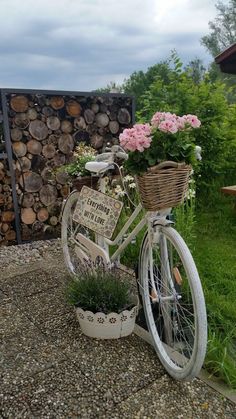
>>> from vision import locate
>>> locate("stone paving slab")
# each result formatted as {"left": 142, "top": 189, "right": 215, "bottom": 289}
{"left": 0, "top": 360, "right": 108, "bottom": 419}
{"left": 1, "top": 327, "right": 67, "bottom": 378}
{"left": 110, "top": 374, "right": 236, "bottom": 419}
{"left": 14, "top": 286, "right": 71, "bottom": 326}
{"left": 0, "top": 290, "right": 11, "bottom": 305}
{"left": 0, "top": 303, "right": 37, "bottom": 340}
{"left": 0, "top": 269, "right": 62, "bottom": 298}
{"left": 0, "top": 250, "right": 236, "bottom": 418}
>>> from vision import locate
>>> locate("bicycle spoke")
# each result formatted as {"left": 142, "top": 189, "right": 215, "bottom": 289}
{"left": 138, "top": 225, "right": 207, "bottom": 379}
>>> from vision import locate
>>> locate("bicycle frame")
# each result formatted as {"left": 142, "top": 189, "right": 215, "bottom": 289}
{"left": 92, "top": 175, "right": 171, "bottom": 265}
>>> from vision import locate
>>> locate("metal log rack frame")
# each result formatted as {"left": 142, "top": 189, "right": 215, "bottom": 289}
{"left": 0, "top": 88, "right": 135, "bottom": 245}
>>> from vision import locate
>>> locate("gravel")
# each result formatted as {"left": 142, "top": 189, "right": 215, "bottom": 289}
{"left": 0, "top": 238, "right": 235, "bottom": 418}
{"left": 0, "top": 238, "right": 62, "bottom": 270}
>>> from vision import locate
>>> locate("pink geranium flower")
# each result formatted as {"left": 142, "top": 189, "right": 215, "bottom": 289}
{"left": 158, "top": 119, "right": 178, "bottom": 134}
{"left": 119, "top": 111, "right": 201, "bottom": 156}
{"left": 184, "top": 114, "right": 201, "bottom": 128}
{"left": 119, "top": 123, "right": 152, "bottom": 152}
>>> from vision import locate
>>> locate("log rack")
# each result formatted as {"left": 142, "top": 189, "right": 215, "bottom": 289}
{"left": 0, "top": 88, "right": 135, "bottom": 245}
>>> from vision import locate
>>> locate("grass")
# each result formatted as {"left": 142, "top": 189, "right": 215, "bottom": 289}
{"left": 193, "top": 193, "right": 236, "bottom": 388}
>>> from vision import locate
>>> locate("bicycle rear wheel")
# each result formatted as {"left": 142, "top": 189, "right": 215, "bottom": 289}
{"left": 139, "top": 226, "right": 207, "bottom": 380}
{"left": 61, "top": 191, "right": 95, "bottom": 275}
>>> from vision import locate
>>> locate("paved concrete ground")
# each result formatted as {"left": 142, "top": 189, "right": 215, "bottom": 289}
{"left": 0, "top": 252, "right": 236, "bottom": 418}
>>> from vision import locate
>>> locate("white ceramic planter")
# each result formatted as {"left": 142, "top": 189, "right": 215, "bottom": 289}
{"left": 75, "top": 298, "right": 139, "bottom": 339}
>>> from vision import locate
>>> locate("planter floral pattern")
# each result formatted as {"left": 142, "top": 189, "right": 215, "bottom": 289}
{"left": 76, "top": 299, "right": 139, "bottom": 339}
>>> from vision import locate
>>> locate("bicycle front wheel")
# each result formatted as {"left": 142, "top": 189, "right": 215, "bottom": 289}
{"left": 139, "top": 226, "right": 207, "bottom": 381}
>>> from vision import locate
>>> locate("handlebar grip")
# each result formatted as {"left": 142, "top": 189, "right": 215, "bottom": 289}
{"left": 116, "top": 151, "right": 128, "bottom": 160}
{"left": 96, "top": 152, "right": 113, "bottom": 162}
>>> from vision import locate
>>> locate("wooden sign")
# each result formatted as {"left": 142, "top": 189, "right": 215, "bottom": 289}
{"left": 73, "top": 186, "right": 123, "bottom": 239}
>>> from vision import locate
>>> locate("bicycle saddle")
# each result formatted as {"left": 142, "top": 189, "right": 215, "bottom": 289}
{"left": 85, "top": 161, "right": 111, "bottom": 174}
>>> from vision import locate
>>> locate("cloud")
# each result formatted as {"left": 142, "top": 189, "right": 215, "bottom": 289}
{"left": 0, "top": 0, "right": 216, "bottom": 91}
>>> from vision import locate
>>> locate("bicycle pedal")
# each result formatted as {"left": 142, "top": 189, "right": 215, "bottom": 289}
{"left": 150, "top": 288, "right": 158, "bottom": 302}
{"left": 173, "top": 267, "right": 182, "bottom": 285}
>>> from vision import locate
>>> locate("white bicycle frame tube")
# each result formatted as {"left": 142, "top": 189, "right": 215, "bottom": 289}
{"left": 93, "top": 174, "right": 171, "bottom": 265}
{"left": 95, "top": 175, "right": 146, "bottom": 263}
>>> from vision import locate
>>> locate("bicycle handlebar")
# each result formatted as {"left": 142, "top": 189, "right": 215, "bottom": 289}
{"left": 96, "top": 145, "right": 128, "bottom": 163}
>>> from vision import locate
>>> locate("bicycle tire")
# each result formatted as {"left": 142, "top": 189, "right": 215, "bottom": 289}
{"left": 61, "top": 191, "right": 95, "bottom": 275}
{"left": 139, "top": 226, "right": 207, "bottom": 380}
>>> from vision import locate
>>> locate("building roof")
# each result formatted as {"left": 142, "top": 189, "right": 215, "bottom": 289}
{"left": 215, "top": 43, "right": 236, "bottom": 74}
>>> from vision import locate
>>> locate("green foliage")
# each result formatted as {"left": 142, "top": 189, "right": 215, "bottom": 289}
{"left": 185, "top": 59, "right": 206, "bottom": 84}
{"left": 95, "top": 81, "right": 123, "bottom": 93}
{"left": 201, "top": 0, "right": 236, "bottom": 96}
{"left": 123, "top": 61, "right": 171, "bottom": 112}
{"left": 66, "top": 269, "right": 134, "bottom": 314}
{"left": 129, "top": 54, "right": 236, "bottom": 195}
{"left": 59, "top": 143, "right": 96, "bottom": 178}
{"left": 201, "top": 0, "right": 236, "bottom": 57}
{"left": 63, "top": 154, "right": 95, "bottom": 177}
{"left": 193, "top": 199, "right": 236, "bottom": 388}
{"left": 205, "top": 328, "right": 236, "bottom": 388}
{"left": 173, "top": 194, "right": 196, "bottom": 251}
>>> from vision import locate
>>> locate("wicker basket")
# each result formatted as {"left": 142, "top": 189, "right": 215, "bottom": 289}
{"left": 72, "top": 176, "right": 99, "bottom": 192}
{"left": 136, "top": 161, "right": 191, "bottom": 211}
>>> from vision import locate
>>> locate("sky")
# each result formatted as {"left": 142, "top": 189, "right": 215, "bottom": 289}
{"left": 0, "top": 0, "right": 218, "bottom": 92}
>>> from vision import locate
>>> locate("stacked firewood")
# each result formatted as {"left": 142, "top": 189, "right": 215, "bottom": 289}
{"left": 0, "top": 159, "right": 16, "bottom": 244}
{"left": 5, "top": 93, "right": 132, "bottom": 242}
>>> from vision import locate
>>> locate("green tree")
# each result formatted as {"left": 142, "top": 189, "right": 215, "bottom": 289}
{"left": 95, "top": 81, "right": 123, "bottom": 93}
{"left": 123, "top": 61, "right": 171, "bottom": 112}
{"left": 201, "top": 0, "right": 236, "bottom": 57}
{"left": 137, "top": 54, "right": 236, "bottom": 197}
{"left": 201, "top": 0, "right": 236, "bottom": 96}
{"left": 185, "top": 58, "right": 206, "bottom": 84}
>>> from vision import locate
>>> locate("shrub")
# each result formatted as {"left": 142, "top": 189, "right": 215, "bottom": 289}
{"left": 66, "top": 269, "right": 134, "bottom": 314}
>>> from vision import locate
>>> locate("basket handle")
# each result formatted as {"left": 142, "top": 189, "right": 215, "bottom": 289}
{"left": 147, "top": 161, "right": 186, "bottom": 173}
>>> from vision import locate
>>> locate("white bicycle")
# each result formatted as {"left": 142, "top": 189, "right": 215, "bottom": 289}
{"left": 61, "top": 145, "right": 207, "bottom": 381}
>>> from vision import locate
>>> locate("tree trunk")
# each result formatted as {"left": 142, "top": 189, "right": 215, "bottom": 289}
{"left": 39, "top": 184, "right": 57, "bottom": 206}
{"left": 11, "top": 128, "right": 22, "bottom": 142}
{"left": 66, "top": 100, "right": 81, "bottom": 117}
{"left": 22, "top": 192, "right": 35, "bottom": 208}
{"left": 2, "top": 211, "right": 15, "bottom": 222}
{"left": 10, "top": 95, "right": 29, "bottom": 112}
{"left": 84, "top": 109, "right": 95, "bottom": 124}
{"left": 58, "top": 134, "right": 74, "bottom": 154}
{"left": 15, "top": 157, "right": 31, "bottom": 172}
{"left": 37, "top": 207, "right": 49, "bottom": 222}
{"left": 29, "top": 120, "right": 48, "bottom": 141}
{"left": 21, "top": 208, "right": 36, "bottom": 224}
{"left": 12, "top": 142, "right": 27, "bottom": 157}
{"left": 27, "top": 108, "right": 38, "bottom": 120}
{"left": 19, "top": 171, "right": 43, "bottom": 192}
{"left": 61, "top": 120, "right": 73, "bottom": 133}
{"left": 118, "top": 108, "right": 131, "bottom": 124}
{"left": 42, "top": 144, "right": 56, "bottom": 159}
{"left": 46, "top": 116, "right": 60, "bottom": 131}
{"left": 27, "top": 139, "right": 42, "bottom": 155}
{"left": 5, "top": 229, "right": 16, "bottom": 241}
{"left": 50, "top": 96, "right": 65, "bottom": 110}
{"left": 49, "top": 215, "right": 58, "bottom": 226}
{"left": 109, "top": 120, "right": 119, "bottom": 134}
{"left": 95, "top": 113, "right": 109, "bottom": 127}
{"left": 55, "top": 171, "right": 69, "bottom": 185}
{"left": 13, "top": 113, "right": 30, "bottom": 129}
{"left": 74, "top": 116, "right": 86, "bottom": 129}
